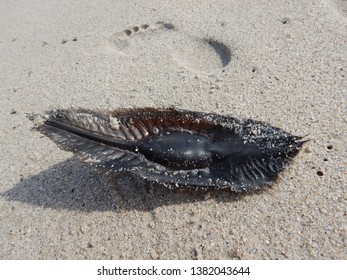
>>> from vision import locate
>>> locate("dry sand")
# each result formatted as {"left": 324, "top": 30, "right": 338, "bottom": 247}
{"left": 0, "top": 0, "right": 346, "bottom": 259}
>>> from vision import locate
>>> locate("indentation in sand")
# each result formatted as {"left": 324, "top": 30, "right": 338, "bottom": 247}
{"left": 322, "top": 0, "right": 347, "bottom": 18}
{"left": 103, "top": 22, "right": 231, "bottom": 73}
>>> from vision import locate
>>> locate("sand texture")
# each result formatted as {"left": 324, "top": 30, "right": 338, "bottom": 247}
{"left": 0, "top": 0, "right": 346, "bottom": 259}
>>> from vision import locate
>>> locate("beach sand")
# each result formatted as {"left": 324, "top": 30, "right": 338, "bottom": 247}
{"left": 0, "top": 0, "right": 346, "bottom": 259}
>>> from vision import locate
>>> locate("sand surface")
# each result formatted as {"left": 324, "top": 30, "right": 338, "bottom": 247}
{"left": 0, "top": 0, "right": 346, "bottom": 259}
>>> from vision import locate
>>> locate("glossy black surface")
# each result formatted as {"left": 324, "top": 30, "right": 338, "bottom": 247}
{"left": 37, "top": 108, "right": 305, "bottom": 192}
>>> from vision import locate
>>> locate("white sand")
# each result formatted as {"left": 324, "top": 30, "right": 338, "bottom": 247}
{"left": 0, "top": 0, "right": 346, "bottom": 259}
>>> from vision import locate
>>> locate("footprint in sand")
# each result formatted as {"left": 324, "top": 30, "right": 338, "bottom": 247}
{"left": 322, "top": 0, "right": 347, "bottom": 18}
{"left": 103, "top": 22, "right": 231, "bottom": 73}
